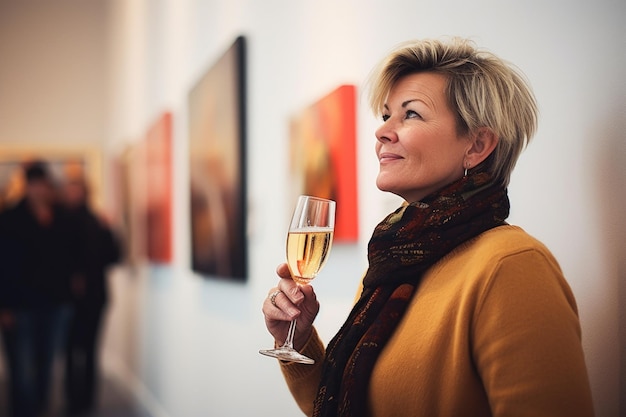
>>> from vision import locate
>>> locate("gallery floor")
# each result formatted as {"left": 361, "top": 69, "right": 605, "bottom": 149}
{"left": 0, "top": 373, "right": 153, "bottom": 417}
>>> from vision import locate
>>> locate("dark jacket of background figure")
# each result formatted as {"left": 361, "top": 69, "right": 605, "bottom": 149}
{"left": 65, "top": 203, "right": 121, "bottom": 414}
{"left": 0, "top": 197, "right": 81, "bottom": 417}
{"left": 71, "top": 204, "right": 121, "bottom": 306}
{"left": 0, "top": 198, "right": 81, "bottom": 309}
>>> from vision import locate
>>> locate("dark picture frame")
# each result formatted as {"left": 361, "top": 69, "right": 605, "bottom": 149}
{"left": 188, "top": 36, "right": 247, "bottom": 281}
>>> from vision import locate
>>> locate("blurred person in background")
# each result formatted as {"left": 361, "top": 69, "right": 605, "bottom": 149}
{"left": 0, "top": 160, "right": 80, "bottom": 417}
{"left": 61, "top": 174, "right": 121, "bottom": 416}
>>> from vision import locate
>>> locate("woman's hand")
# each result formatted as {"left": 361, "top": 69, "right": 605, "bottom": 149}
{"left": 262, "top": 263, "right": 320, "bottom": 350}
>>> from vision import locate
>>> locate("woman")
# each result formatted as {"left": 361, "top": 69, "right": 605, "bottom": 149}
{"left": 262, "top": 38, "right": 594, "bottom": 417}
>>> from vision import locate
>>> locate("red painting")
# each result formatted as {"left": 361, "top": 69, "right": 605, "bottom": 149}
{"left": 289, "top": 85, "right": 358, "bottom": 242}
{"left": 145, "top": 112, "right": 173, "bottom": 263}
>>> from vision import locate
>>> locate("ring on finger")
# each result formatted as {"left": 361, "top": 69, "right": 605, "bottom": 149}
{"left": 269, "top": 290, "right": 282, "bottom": 307}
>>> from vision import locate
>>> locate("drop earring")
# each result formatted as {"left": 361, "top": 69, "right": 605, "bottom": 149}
{"left": 464, "top": 162, "right": 471, "bottom": 177}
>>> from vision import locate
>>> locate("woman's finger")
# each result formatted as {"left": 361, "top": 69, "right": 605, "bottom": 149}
{"left": 265, "top": 288, "right": 300, "bottom": 319}
{"left": 275, "top": 263, "right": 304, "bottom": 305}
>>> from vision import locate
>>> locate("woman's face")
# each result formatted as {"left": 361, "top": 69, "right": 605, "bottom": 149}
{"left": 375, "top": 72, "right": 470, "bottom": 203}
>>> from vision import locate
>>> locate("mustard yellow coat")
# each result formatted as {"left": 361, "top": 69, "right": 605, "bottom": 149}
{"left": 280, "top": 225, "right": 594, "bottom": 417}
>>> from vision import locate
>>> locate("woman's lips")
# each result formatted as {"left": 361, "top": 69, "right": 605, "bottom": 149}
{"left": 378, "top": 152, "right": 403, "bottom": 163}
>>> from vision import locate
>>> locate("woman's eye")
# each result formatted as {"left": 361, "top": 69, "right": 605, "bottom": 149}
{"left": 405, "top": 110, "right": 421, "bottom": 119}
{"left": 382, "top": 114, "right": 390, "bottom": 122}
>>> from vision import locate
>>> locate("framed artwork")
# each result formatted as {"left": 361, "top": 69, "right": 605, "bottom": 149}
{"left": 188, "top": 36, "right": 247, "bottom": 281}
{"left": 145, "top": 112, "right": 173, "bottom": 263}
{"left": 289, "top": 84, "right": 358, "bottom": 242}
{"left": 109, "top": 143, "right": 146, "bottom": 266}
{"left": 106, "top": 149, "right": 133, "bottom": 264}
{"left": 0, "top": 143, "right": 102, "bottom": 212}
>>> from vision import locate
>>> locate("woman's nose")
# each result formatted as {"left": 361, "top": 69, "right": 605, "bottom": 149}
{"left": 375, "top": 120, "right": 398, "bottom": 143}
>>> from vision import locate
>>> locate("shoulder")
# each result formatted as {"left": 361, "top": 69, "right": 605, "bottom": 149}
{"left": 454, "top": 225, "right": 577, "bottom": 313}
{"left": 425, "top": 225, "right": 562, "bottom": 285}
{"left": 428, "top": 225, "right": 571, "bottom": 307}
{"left": 462, "top": 225, "right": 561, "bottom": 271}
{"left": 472, "top": 224, "right": 551, "bottom": 253}
{"left": 2, "top": 198, "right": 26, "bottom": 214}
{"left": 0, "top": 200, "right": 27, "bottom": 226}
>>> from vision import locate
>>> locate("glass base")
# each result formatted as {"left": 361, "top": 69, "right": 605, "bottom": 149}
{"left": 259, "top": 346, "right": 315, "bottom": 364}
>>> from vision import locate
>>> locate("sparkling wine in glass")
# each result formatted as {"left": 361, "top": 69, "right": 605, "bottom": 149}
{"left": 259, "top": 195, "right": 335, "bottom": 364}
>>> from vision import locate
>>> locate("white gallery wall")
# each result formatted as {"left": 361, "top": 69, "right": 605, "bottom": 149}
{"left": 0, "top": 0, "right": 108, "bottom": 143}
{"left": 1, "top": 0, "right": 624, "bottom": 416}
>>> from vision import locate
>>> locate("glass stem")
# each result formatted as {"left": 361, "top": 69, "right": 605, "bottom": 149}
{"left": 282, "top": 319, "right": 297, "bottom": 349}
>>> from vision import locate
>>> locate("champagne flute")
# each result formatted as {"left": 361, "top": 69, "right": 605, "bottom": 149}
{"left": 259, "top": 195, "right": 335, "bottom": 364}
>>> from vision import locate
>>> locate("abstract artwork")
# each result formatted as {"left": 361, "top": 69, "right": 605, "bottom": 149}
{"left": 188, "top": 36, "right": 247, "bottom": 281}
{"left": 145, "top": 112, "right": 173, "bottom": 263}
{"left": 289, "top": 84, "right": 358, "bottom": 242}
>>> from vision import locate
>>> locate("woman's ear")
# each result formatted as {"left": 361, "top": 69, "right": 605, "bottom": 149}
{"left": 465, "top": 127, "right": 498, "bottom": 168}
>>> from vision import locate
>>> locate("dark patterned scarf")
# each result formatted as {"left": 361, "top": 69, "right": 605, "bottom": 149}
{"left": 312, "top": 171, "right": 510, "bottom": 417}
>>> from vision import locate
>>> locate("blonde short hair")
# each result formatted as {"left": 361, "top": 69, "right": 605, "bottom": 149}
{"left": 367, "top": 37, "right": 538, "bottom": 187}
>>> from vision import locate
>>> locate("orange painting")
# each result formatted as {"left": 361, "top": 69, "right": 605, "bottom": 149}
{"left": 289, "top": 85, "right": 358, "bottom": 242}
{"left": 145, "top": 112, "right": 173, "bottom": 263}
